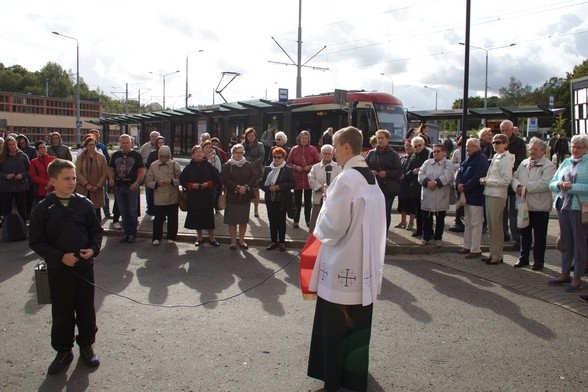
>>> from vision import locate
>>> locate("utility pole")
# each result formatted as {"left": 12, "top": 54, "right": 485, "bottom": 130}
{"left": 268, "top": 0, "right": 328, "bottom": 98}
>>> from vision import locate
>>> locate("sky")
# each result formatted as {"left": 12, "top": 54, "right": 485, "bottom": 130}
{"left": 2, "top": 0, "right": 587, "bottom": 113}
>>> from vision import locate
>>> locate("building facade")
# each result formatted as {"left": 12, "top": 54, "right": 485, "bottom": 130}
{"left": 0, "top": 92, "right": 102, "bottom": 146}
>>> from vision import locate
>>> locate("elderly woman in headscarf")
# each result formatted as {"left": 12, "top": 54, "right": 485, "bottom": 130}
{"left": 548, "top": 134, "right": 588, "bottom": 292}
{"left": 180, "top": 145, "right": 222, "bottom": 247}
{"left": 222, "top": 143, "right": 258, "bottom": 250}
{"left": 260, "top": 147, "right": 296, "bottom": 252}
{"left": 146, "top": 145, "right": 182, "bottom": 245}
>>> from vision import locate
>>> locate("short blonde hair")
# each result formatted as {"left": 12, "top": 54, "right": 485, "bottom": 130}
{"left": 411, "top": 136, "right": 425, "bottom": 147}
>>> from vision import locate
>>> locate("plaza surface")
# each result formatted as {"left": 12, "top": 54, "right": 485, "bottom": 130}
{"left": 1, "top": 191, "right": 587, "bottom": 391}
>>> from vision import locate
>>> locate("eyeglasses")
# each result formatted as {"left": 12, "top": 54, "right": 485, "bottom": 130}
{"left": 272, "top": 156, "right": 284, "bottom": 159}
{"left": 413, "top": 144, "right": 423, "bottom": 147}
{"left": 233, "top": 151, "right": 244, "bottom": 154}
{"left": 492, "top": 141, "right": 503, "bottom": 145}
{"left": 433, "top": 150, "right": 443, "bottom": 153}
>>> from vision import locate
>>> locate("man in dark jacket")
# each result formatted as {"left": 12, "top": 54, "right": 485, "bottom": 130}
{"left": 365, "top": 129, "right": 402, "bottom": 231}
{"left": 456, "top": 138, "right": 489, "bottom": 259}
{"left": 29, "top": 159, "right": 103, "bottom": 374}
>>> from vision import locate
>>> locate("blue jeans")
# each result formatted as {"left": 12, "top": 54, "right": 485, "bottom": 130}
{"left": 115, "top": 185, "right": 139, "bottom": 235}
{"left": 558, "top": 209, "right": 587, "bottom": 278}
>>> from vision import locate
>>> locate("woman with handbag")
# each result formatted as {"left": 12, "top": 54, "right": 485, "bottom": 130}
{"left": 365, "top": 129, "right": 402, "bottom": 231}
{"left": 286, "top": 130, "right": 320, "bottom": 229}
{"left": 260, "top": 147, "right": 295, "bottom": 252}
{"left": 146, "top": 146, "right": 182, "bottom": 245}
{"left": 397, "top": 139, "right": 416, "bottom": 230}
{"left": 548, "top": 134, "right": 588, "bottom": 292}
{"left": 75, "top": 135, "right": 108, "bottom": 220}
{"left": 417, "top": 144, "right": 455, "bottom": 247}
{"left": 181, "top": 145, "right": 222, "bottom": 247}
{"left": 511, "top": 138, "right": 556, "bottom": 270}
{"left": 222, "top": 144, "right": 258, "bottom": 250}
{"left": 479, "top": 134, "right": 514, "bottom": 265}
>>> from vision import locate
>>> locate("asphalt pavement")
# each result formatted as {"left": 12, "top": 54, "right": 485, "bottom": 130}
{"left": 1, "top": 188, "right": 587, "bottom": 391}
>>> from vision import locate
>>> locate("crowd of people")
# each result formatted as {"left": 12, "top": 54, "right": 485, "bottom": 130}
{"left": 3, "top": 122, "right": 586, "bottom": 384}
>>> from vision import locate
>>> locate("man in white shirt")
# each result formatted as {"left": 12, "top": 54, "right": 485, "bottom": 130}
{"left": 307, "top": 126, "right": 386, "bottom": 392}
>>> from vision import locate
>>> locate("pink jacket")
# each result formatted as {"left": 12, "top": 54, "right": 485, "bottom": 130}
{"left": 286, "top": 144, "right": 320, "bottom": 190}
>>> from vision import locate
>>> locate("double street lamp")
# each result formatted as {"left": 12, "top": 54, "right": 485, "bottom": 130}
{"left": 424, "top": 85, "right": 438, "bottom": 110}
{"left": 185, "top": 50, "right": 204, "bottom": 107}
{"left": 150, "top": 70, "right": 180, "bottom": 110}
{"left": 459, "top": 42, "right": 516, "bottom": 109}
{"left": 52, "top": 31, "right": 81, "bottom": 146}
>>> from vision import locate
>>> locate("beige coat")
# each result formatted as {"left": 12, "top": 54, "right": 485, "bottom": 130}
{"left": 146, "top": 159, "right": 182, "bottom": 205}
{"left": 75, "top": 152, "right": 108, "bottom": 208}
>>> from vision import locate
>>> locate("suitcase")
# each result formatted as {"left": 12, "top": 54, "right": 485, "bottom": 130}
{"left": 34, "top": 260, "right": 51, "bottom": 305}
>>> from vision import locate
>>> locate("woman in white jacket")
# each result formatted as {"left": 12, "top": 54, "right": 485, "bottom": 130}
{"left": 480, "top": 134, "right": 515, "bottom": 264}
{"left": 511, "top": 137, "right": 556, "bottom": 270}
{"left": 417, "top": 144, "right": 454, "bottom": 247}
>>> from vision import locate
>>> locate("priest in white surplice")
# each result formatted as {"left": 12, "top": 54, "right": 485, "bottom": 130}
{"left": 307, "top": 126, "right": 386, "bottom": 392}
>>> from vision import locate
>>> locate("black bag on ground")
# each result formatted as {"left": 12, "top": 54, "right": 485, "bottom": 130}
{"left": 1, "top": 211, "right": 27, "bottom": 242}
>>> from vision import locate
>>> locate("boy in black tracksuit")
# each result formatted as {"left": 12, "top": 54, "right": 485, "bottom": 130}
{"left": 29, "top": 159, "right": 103, "bottom": 374}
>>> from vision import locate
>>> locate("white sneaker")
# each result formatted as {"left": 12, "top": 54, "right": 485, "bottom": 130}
{"left": 152, "top": 240, "right": 160, "bottom": 245}
{"left": 151, "top": 216, "right": 155, "bottom": 221}
{"left": 167, "top": 239, "right": 175, "bottom": 244}
{"left": 113, "top": 222, "right": 122, "bottom": 230}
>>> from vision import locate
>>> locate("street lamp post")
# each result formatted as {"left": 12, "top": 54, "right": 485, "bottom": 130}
{"left": 185, "top": 50, "right": 204, "bottom": 107}
{"left": 424, "top": 85, "right": 438, "bottom": 110}
{"left": 380, "top": 72, "right": 394, "bottom": 94}
{"left": 459, "top": 42, "right": 516, "bottom": 109}
{"left": 52, "top": 31, "right": 81, "bottom": 146}
{"left": 150, "top": 70, "right": 180, "bottom": 109}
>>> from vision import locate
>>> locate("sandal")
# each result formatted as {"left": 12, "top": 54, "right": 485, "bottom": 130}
{"left": 394, "top": 222, "right": 407, "bottom": 229}
{"left": 239, "top": 242, "right": 249, "bottom": 250}
{"left": 209, "top": 240, "right": 220, "bottom": 247}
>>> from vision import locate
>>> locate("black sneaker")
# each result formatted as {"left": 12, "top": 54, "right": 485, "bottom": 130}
{"left": 48, "top": 351, "right": 73, "bottom": 374}
{"left": 79, "top": 346, "right": 100, "bottom": 367}
{"left": 127, "top": 235, "right": 136, "bottom": 244}
{"left": 579, "top": 295, "right": 588, "bottom": 303}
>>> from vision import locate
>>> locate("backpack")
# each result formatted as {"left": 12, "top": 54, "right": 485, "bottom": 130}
{"left": 1, "top": 211, "right": 27, "bottom": 242}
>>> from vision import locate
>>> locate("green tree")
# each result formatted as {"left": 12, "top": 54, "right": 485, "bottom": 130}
{"left": 499, "top": 76, "right": 533, "bottom": 106}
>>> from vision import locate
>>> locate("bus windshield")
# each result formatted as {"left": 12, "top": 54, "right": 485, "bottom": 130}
{"left": 374, "top": 103, "right": 407, "bottom": 145}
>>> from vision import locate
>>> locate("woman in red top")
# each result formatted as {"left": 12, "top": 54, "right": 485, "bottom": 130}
{"left": 29, "top": 140, "right": 55, "bottom": 204}
{"left": 286, "top": 130, "right": 320, "bottom": 228}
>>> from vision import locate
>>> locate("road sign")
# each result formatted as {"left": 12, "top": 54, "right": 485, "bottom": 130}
{"left": 76, "top": 120, "right": 83, "bottom": 128}
{"left": 278, "top": 88, "right": 288, "bottom": 103}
